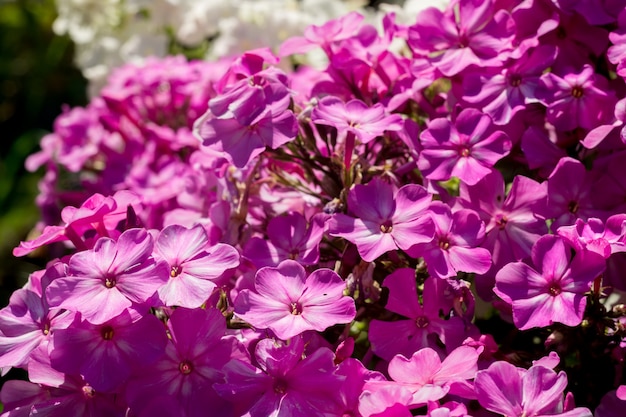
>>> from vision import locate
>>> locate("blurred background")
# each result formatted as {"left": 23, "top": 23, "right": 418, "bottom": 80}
{"left": 0, "top": 0, "right": 87, "bottom": 306}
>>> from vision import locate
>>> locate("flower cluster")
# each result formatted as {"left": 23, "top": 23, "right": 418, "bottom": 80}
{"left": 52, "top": 0, "right": 436, "bottom": 95}
{"left": 5, "top": 0, "right": 626, "bottom": 415}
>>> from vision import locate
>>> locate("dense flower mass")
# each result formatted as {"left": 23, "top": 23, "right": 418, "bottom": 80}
{"left": 6, "top": 0, "right": 626, "bottom": 415}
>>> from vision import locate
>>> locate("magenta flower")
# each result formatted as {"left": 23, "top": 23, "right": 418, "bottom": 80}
{"left": 494, "top": 235, "right": 606, "bottom": 330}
{"left": 538, "top": 65, "right": 617, "bottom": 132}
{"left": 311, "top": 97, "right": 403, "bottom": 145}
{"left": 49, "top": 311, "right": 167, "bottom": 392}
{"left": 215, "top": 337, "right": 344, "bottom": 417}
{"left": 279, "top": 11, "right": 366, "bottom": 56}
{"left": 361, "top": 345, "right": 482, "bottom": 414}
{"left": 328, "top": 179, "right": 434, "bottom": 262}
{"left": 194, "top": 67, "right": 298, "bottom": 168}
{"left": 125, "top": 307, "right": 237, "bottom": 417}
{"left": 13, "top": 191, "right": 138, "bottom": 257}
{"left": 475, "top": 360, "right": 592, "bottom": 417}
{"left": 546, "top": 157, "right": 607, "bottom": 231}
{"left": 155, "top": 224, "right": 240, "bottom": 308}
{"left": 0, "top": 263, "right": 73, "bottom": 369}
{"left": 406, "top": 202, "right": 492, "bottom": 279}
{"left": 608, "top": 10, "right": 626, "bottom": 78}
{"left": 407, "top": 0, "right": 515, "bottom": 76}
{"left": 243, "top": 212, "right": 326, "bottom": 268}
{"left": 462, "top": 45, "right": 557, "bottom": 124}
{"left": 233, "top": 260, "right": 356, "bottom": 340}
{"left": 418, "top": 108, "right": 511, "bottom": 186}
{"left": 557, "top": 215, "right": 626, "bottom": 259}
{"left": 368, "top": 271, "right": 466, "bottom": 361}
{"left": 46, "top": 228, "right": 169, "bottom": 324}
{"left": 458, "top": 170, "right": 548, "bottom": 270}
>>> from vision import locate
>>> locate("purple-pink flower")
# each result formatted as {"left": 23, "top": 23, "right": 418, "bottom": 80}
{"left": 46, "top": 228, "right": 168, "bottom": 324}
{"left": 155, "top": 224, "right": 240, "bottom": 308}
{"left": 406, "top": 202, "right": 492, "bottom": 279}
{"left": 475, "top": 360, "right": 592, "bottom": 417}
{"left": 407, "top": 0, "right": 515, "bottom": 76}
{"left": 495, "top": 235, "right": 606, "bottom": 330}
{"left": 328, "top": 179, "right": 434, "bottom": 262}
{"left": 234, "top": 260, "right": 356, "bottom": 340}
{"left": 418, "top": 108, "right": 512, "bottom": 186}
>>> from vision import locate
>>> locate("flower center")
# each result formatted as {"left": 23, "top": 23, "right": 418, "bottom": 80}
{"left": 179, "top": 360, "right": 193, "bottom": 375}
{"left": 548, "top": 283, "right": 562, "bottom": 296}
{"left": 568, "top": 200, "right": 579, "bottom": 214}
{"left": 438, "top": 236, "right": 451, "bottom": 251}
{"left": 42, "top": 322, "right": 50, "bottom": 336}
{"left": 105, "top": 276, "right": 116, "bottom": 288}
{"left": 290, "top": 302, "right": 303, "bottom": 315}
{"left": 508, "top": 73, "right": 522, "bottom": 87}
{"left": 380, "top": 220, "right": 393, "bottom": 233}
{"left": 416, "top": 316, "right": 430, "bottom": 328}
{"left": 495, "top": 213, "right": 508, "bottom": 229}
{"left": 170, "top": 265, "right": 182, "bottom": 278}
{"left": 571, "top": 86, "right": 584, "bottom": 99}
{"left": 459, "top": 147, "right": 470, "bottom": 157}
{"left": 82, "top": 384, "right": 96, "bottom": 398}
{"left": 274, "top": 378, "right": 288, "bottom": 394}
{"left": 101, "top": 325, "right": 114, "bottom": 341}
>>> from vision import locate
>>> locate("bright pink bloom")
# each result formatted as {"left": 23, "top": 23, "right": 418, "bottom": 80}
{"left": 462, "top": 45, "right": 557, "bottom": 124}
{"left": 234, "top": 260, "right": 356, "bottom": 340}
{"left": 546, "top": 157, "right": 608, "bottom": 231}
{"left": 459, "top": 170, "right": 548, "bottom": 270}
{"left": 49, "top": 311, "right": 167, "bottom": 392}
{"left": 46, "top": 228, "right": 169, "bottom": 324}
{"left": 475, "top": 360, "right": 592, "bottom": 417}
{"left": 194, "top": 66, "right": 298, "bottom": 168}
{"left": 0, "top": 264, "right": 73, "bottom": 369}
{"left": 538, "top": 65, "right": 617, "bottom": 132}
{"left": 369, "top": 271, "right": 466, "bottom": 361}
{"left": 328, "top": 179, "right": 434, "bottom": 262}
{"left": 418, "top": 109, "right": 511, "bottom": 186}
{"left": 215, "top": 337, "right": 344, "bottom": 417}
{"left": 557, "top": 215, "right": 626, "bottom": 259}
{"left": 495, "top": 235, "right": 606, "bottom": 330}
{"left": 311, "top": 97, "right": 403, "bottom": 145}
{"left": 407, "top": 0, "right": 515, "bottom": 76}
{"left": 361, "top": 345, "right": 481, "bottom": 415}
{"left": 243, "top": 212, "right": 326, "bottom": 268}
{"left": 155, "top": 224, "right": 240, "bottom": 308}
{"left": 407, "top": 203, "right": 492, "bottom": 279}
{"left": 125, "top": 308, "right": 237, "bottom": 417}
{"left": 279, "top": 11, "right": 366, "bottom": 56}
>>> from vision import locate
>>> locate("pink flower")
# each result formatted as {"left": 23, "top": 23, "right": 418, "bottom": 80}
{"left": 46, "top": 228, "right": 169, "bottom": 324}
{"left": 311, "top": 97, "right": 403, "bottom": 145}
{"left": 360, "top": 345, "right": 482, "bottom": 415}
{"left": 49, "top": 311, "right": 167, "bottom": 392}
{"left": 369, "top": 271, "right": 466, "bottom": 361}
{"left": 155, "top": 224, "right": 240, "bottom": 308}
{"left": 125, "top": 308, "right": 237, "bottom": 417}
{"left": 328, "top": 179, "right": 434, "bottom": 262}
{"left": 418, "top": 108, "right": 511, "bottom": 186}
{"left": 233, "top": 260, "right": 356, "bottom": 340}
{"left": 243, "top": 212, "right": 326, "bottom": 268}
{"left": 495, "top": 235, "right": 606, "bottom": 330}
{"left": 407, "top": 0, "right": 515, "bottom": 76}
{"left": 475, "top": 360, "right": 592, "bottom": 417}
{"left": 215, "top": 337, "right": 344, "bottom": 417}
{"left": 406, "top": 202, "right": 492, "bottom": 279}
{"left": 538, "top": 65, "right": 617, "bottom": 132}
{"left": 0, "top": 264, "right": 73, "bottom": 369}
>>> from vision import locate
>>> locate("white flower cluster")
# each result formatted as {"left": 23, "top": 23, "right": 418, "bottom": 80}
{"left": 52, "top": 0, "right": 448, "bottom": 95}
